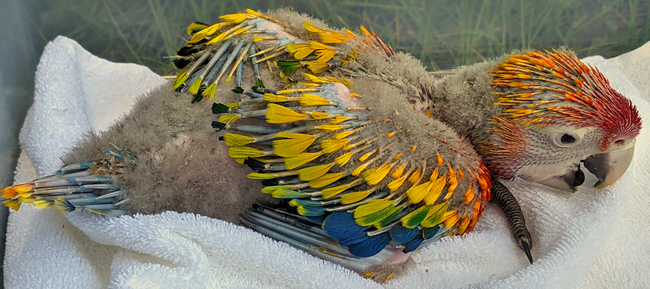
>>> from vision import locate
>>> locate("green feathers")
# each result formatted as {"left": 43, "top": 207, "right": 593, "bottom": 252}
{"left": 211, "top": 103, "right": 230, "bottom": 114}
{"left": 353, "top": 200, "right": 402, "bottom": 227}
{"left": 399, "top": 203, "right": 449, "bottom": 229}
{"left": 172, "top": 70, "right": 189, "bottom": 90}
{"left": 421, "top": 203, "right": 449, "bottom": 228}
{"left": 400, "top": 205, "right": 430, "bottom": 229}
{"left": 275, "top": 61, "right": 301, "bottom": 78}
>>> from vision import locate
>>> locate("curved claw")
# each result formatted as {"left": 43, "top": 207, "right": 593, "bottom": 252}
{"left": 519, "top": 236, "right": 533, "bottom": 264}
{"left": 490, "top": 178, "right": 534, "bottom": 264}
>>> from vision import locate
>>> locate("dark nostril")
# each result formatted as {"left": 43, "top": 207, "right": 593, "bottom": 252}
{"left": 615, "top": 139, "right": 624, "bottom": 145}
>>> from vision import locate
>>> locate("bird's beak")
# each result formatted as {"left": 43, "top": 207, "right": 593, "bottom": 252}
{"left": 537, "top": 139, "right": 636, "bottom": 192}
{"left": 583, "top": 138, "right": 636, "bottom": 189}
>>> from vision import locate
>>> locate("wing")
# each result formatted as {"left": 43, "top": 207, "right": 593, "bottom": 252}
{"left": 215, "top": 82, "right": 491, "bottom": 276}
{"left": 175, "top": 9, "right": 492, "bottom": 277}
{"left": 171, "top": 9, "right": 394, "bottom": 102}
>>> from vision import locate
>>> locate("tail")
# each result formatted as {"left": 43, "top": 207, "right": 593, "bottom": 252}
{"left": 2, "top": 152, "right": 132, "bottom": 217}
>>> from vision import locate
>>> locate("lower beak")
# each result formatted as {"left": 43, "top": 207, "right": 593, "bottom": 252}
{"left": 537, "top": 139, "right": 636, "bottom": 192}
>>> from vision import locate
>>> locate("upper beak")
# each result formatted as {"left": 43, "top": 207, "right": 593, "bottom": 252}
{"left": 537, "top": 139, "right": 636, "bottom": 192}
{"left": 584, "top": 139, "right": 636, "bottom": 189}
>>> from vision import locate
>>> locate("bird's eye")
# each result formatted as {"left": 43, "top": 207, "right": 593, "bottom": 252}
{"left": 554, "top": 132, "right": 581, "bottom": 147}
{"left": 561, "top": 134, "right": 576, "bottom": 144}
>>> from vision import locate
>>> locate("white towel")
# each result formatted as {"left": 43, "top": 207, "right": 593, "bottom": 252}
{"left": 4, "top": 36, "right": 650, "bottom": 289}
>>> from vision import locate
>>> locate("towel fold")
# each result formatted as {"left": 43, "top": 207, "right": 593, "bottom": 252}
{"left": 5, "top": 36, "right": 650, "bottom": 289}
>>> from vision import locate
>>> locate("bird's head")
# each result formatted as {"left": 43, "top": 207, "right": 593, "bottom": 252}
{"left": 482, "top": 49, "right": 642, "bottom": 192}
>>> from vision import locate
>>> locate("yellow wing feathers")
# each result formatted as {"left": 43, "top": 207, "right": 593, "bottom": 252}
{"left": 214, "top": 81, "right": 490, "bottom": 237}
{"left": 173, "top": 9, "right": 395, "bottom": 98}
{"left": 184, "top": 9, "right": 490, "bottom": 239}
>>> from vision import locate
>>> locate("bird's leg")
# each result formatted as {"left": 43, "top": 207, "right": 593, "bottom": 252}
{"left": 489, "top": 177, "right": 533, "bottom": 264}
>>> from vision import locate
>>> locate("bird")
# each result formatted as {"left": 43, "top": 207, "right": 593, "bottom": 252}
{"left": 2, "top": 8, "right": 641, "bottom": 281}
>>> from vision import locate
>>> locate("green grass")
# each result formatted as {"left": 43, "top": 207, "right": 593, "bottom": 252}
{"left": 25, "top": 0, "right": 650, "bottom": 74}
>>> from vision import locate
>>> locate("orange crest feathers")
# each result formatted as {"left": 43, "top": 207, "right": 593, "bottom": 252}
{"left": 491, "top": 49, "right": 642, "bottom": 151}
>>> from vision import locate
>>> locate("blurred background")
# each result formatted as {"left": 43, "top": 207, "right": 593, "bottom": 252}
{"left": 1, "top": 0, "right": 649, "bottom": 284}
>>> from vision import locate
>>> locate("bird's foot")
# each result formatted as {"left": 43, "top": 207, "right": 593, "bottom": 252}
{"left": 489, "top": 177, "right": 534, "bottom": 264}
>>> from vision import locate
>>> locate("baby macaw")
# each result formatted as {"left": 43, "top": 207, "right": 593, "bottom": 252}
{"left": 2, "top": 8, "right": 641, "bottom": 281}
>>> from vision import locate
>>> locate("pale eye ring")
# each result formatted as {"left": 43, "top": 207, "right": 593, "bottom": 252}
{"left": 554, "top": 132, "right": 581, "bottom": 147}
